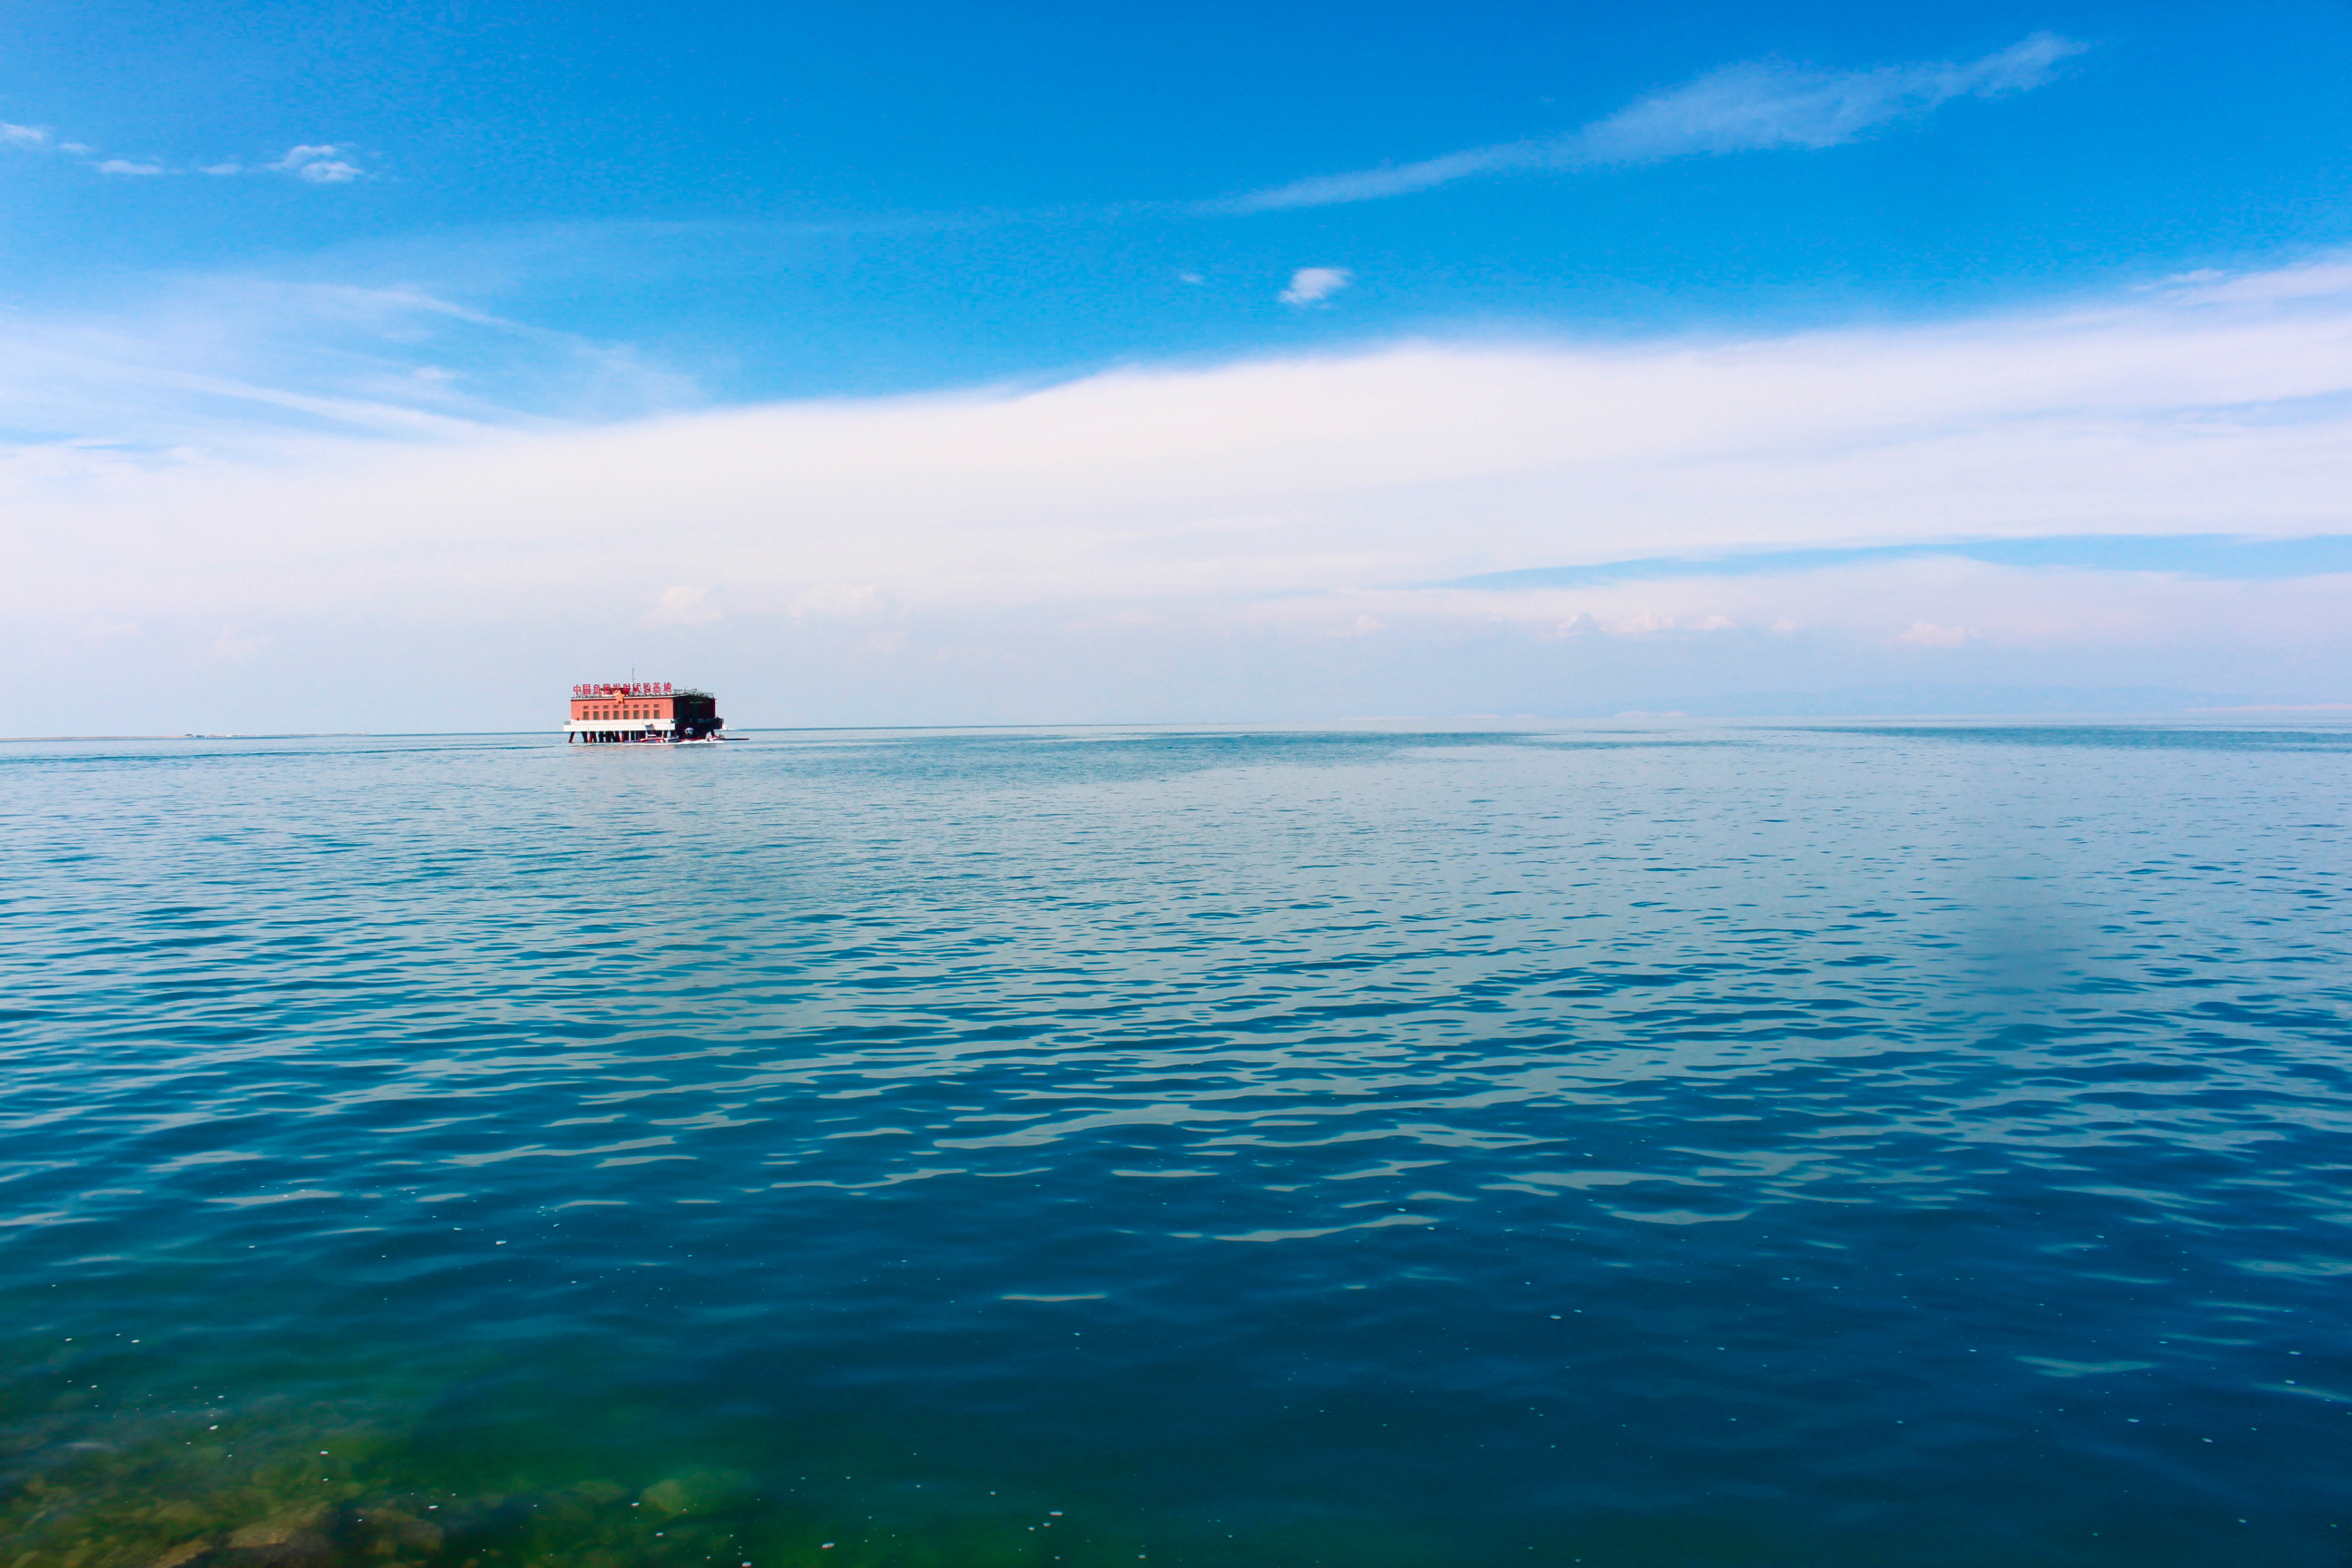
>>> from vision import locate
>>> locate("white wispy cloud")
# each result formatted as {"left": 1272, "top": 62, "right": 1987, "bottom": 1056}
{"left": 1216, "top": 32, "right": 2088, "bottom": 212}
{"left": 5, "top": 254, "right": 2352, "bottom": 728}
{"left": 0, "top": 114, "right": 364, "bottom": 183}
{"left": 1279, "top": 267, "right": 1352, "bottom": 306}
{"left": 1579, "top": 31, "right": 2084, "bottom": 160}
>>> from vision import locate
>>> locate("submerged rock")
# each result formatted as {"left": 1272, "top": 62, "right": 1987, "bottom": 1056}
{"left": 219, "top": 1509, "right": 335, "bottom": 1568}
{"left": 638, "top": 1469, "right": 756, "bottom": 1518}
{"left": 228, "top": 1504, "right": 333, "bottom": 1545}
{"left": 346, "top": 1504, "right": 443, "bottom": 1554}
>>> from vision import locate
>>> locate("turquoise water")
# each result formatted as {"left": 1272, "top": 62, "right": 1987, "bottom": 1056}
{"left": 5, "top": 724, "right": 2349, "bottom": 1568}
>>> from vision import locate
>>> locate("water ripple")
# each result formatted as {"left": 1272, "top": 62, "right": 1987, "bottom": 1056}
{"left": 3, "top": 724, "right": 2349, "bottom": 1566}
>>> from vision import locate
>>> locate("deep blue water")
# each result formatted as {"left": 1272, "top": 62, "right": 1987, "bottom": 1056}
{"left": 4, "top": 723, "right": 2350, "bottom": 1568}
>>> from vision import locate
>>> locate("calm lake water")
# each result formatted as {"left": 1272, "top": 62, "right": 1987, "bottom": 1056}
{"left": 4, "top": 723, "right": 2348, "bottom": 1568}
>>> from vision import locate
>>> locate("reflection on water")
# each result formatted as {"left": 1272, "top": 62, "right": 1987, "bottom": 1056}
{"left": 3, "top": 723, "right": 2348, "bottom": 1567}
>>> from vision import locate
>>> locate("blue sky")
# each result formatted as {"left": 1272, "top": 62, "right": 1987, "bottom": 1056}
{"left": 10, "top": 0, "right": 2352, "bottom": 397}
{"left": 5, "top": 1, "right": 2352, "bottom": 729}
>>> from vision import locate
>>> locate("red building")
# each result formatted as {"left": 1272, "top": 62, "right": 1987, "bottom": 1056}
{"left": 565, "top": 681, "right": 724, "bottom": 743}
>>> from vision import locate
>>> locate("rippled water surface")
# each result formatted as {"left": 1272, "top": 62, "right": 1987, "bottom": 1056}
{"left": 5, "top": 723, "right": 2350, "bottom": 1568}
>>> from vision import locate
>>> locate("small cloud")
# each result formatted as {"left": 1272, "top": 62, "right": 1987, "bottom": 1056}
{"left": 1279, "top": 266, "right": 1352, "bottom": 307}
{"left": 270, "top": 144, "right": 363, "bottom": 183}
{"left": 95, "top": 159, "right": 167, "bottom": 176}
{"left": 211, "top": 628, "right": 265, "bottom": 662}
{"left": 644, "top": 584, "right": 723, "bottom": 627}
{"left": 200, "top": 162, "right": 245, "bottom": 176}
{"left": 1897, "top": 621, "right": 1975, "bottom": 647}
{"left": 789, "top": 582, "right": 883, "bottom": 619}
{"left": 1, "top": 122, "right": 51, "bottom": 149}
{"left": 1177, "top": 271, "right": 1205, "bottom": 285}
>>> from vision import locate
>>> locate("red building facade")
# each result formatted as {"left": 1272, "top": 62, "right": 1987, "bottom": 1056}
{"left": 565, "top": 681, "right": 724, "bottom": 743}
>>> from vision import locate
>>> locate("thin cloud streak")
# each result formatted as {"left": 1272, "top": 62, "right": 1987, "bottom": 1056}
{"left": 0, "top": 276, "right": 701, "bottom": 459}
{"left": 1214, "top": 32, "right": 2087, "bottom": 213}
